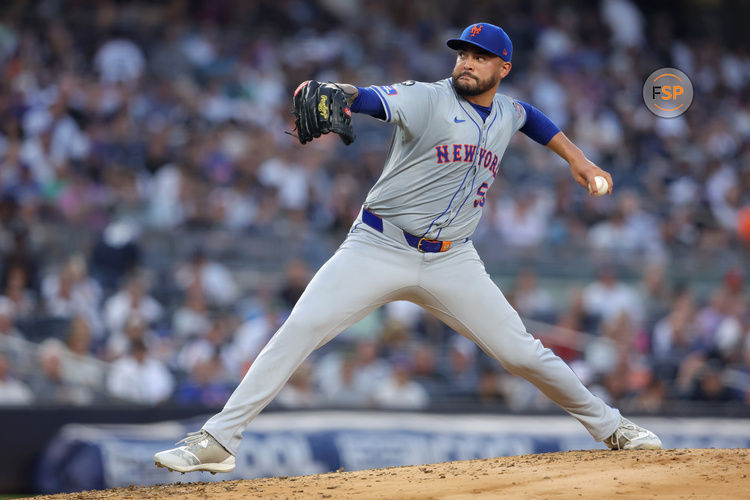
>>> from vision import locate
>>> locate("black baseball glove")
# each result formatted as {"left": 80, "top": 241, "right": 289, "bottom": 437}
{"left": 291, "top": 80, "right": 355, "bottom": 145}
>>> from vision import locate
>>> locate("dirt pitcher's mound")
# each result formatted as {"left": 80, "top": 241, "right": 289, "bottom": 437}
{"left": 35, "top": 448, "right": 748, "bottom": 499}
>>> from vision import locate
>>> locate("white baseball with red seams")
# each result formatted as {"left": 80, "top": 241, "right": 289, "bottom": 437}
{"left": 591, "top": 175, "right": 609, "bottom": 196}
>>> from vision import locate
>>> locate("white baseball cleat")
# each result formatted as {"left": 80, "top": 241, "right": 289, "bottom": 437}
{"left": 604, "top": 417, "right": 663, "bottom": 450}
{"left": 154, "top": 430, "right": 235, "bottom": 473}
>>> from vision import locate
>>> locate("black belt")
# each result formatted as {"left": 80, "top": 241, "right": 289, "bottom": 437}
{"left": 362, "top": 208, "right": 460, "bottom": 253}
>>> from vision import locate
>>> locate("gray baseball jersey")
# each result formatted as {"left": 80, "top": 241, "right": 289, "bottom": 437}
{"left": 364, "top": 78, "right": 527, "bottom": 241}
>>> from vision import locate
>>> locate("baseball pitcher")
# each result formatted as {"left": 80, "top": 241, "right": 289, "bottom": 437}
{"left": 155, "top": 22, "right": 662, "bottom": 474}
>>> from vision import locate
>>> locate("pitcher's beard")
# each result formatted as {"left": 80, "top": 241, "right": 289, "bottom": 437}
{"left": 451, "top": 71, "right": 500, "bottom": 97}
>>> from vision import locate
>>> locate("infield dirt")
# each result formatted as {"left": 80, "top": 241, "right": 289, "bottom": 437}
{"left": 32, "top": 448, "right": 748, "bottom": 499}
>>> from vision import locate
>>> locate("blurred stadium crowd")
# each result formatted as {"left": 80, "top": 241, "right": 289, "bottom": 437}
{"left": 0, "top": 0, "right": 749, "bottom": 413}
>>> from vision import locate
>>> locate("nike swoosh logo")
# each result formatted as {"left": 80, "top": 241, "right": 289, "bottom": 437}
{"left": 454, "top": 117, "right": 466, "bottom": 123}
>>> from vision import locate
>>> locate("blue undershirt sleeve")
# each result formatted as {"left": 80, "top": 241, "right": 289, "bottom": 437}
{"left": 351, "top": 86, "right": 386, "bottom": 120}
{"left": 518, "top": 101, "right": 561, "bottom": 145}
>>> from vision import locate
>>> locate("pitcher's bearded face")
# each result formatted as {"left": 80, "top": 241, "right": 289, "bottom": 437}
{"left": 451, "top": 69, "right": 500, "bottom": 97}
{"left": 450, "top": 46, "right": 504, "bottom": 97}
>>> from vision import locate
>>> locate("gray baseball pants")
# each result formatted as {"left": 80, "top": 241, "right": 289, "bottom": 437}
{"left": 203, "top": 216, "right": 621, "bottom": 455}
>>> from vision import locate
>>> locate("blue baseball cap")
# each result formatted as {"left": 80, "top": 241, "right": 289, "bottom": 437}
{"left": 447, "top": 23, "right": 513, "bottom": 62}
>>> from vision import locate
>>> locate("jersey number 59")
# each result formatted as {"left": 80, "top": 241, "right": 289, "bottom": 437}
{"left": 473, "top": 182, "right": 489, "bottom": 208}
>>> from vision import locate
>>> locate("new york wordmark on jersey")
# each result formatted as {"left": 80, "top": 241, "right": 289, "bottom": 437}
{"left": 434, "top": 144, "right": 500, "bottom": 178}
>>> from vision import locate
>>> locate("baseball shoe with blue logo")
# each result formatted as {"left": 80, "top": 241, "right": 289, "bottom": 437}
{"left": 154, "top": 430, "right": 235, "bottom": 474}
{"left": 604, "top": 417, "right": 663, "bottom": 450}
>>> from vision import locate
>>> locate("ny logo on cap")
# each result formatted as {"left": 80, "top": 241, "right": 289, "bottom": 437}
{"left": 470, "top": 24, "right": 482, "bottom": 37}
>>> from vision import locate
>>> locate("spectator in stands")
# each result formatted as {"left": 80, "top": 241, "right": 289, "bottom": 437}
{"left": 477, "top": 366, "right": 506, "bottom": 405}
{"left": 59, "top": 320, "right": 106, "bottom": 396}
{"left": 93, "top": 29, "right": 145, "bottom": 85}
{"left": 275, "top": 363, "right": 320, "bottom": 408}
{"left": 637, "top": 262, "right": 673, "bottom": 324}
{"left": 146, "top": 162, "right": 187, "bottom": 229}
{"left": 107, "top": 339, "right": 174, "bottom": 405}
{"left": 321, "top": 353, "right": 368, "bottom": 407}
{"left": 22, "top": 86, "right": 90, "bottom": 186}
{"left": 147, "top": 24, "right": 192, "bottom": 81}
{"left": 42, "top": 254, "right": 104, "bottom": 337}
{"left": 494, "top": 190, "right": 553, "bottom": 250}
{"left": 0, "top": 195, "right": 20, "bottom": 256}
{"left": 258, "top": 149, "right": 310, "bottom": 217}
{"left": 105, "top": 313, "right": 167, "bottom": 362}
{"left": 0, "top": 214, "right": 40, "bottom": 302}
{"left": 0, "top": 264, "right": 36, "bottom": 320}
{"left": 66, "top": 315, "right": 93, "bottom": 357}
{"left": 585, "top": 312, "right": 644, "bottom": 382}
{"left": 174, "top": 248, "right": 239, "bottom": 308}
{"left": 712, "top": 297, "right": 749, "bottom": 365}
{"left": 372, "top": 354, "right": 429, "bottom": 410}
{"left": 695, "top": 285, "right": 734, "bottom": 347}
{"left": 508, "top": 268, "right": 556, "bottom": 321}
{"left": 0, "top": 297, "right": 27, "bottom": 366}
{"left": 688, "top": 358, "right": 735, "bottom": 403}
{"left": 626, "top": 375, "right": 667, "bottom": 414}
{"left": 89, "top": 219, "right": 142, "bottom": 292}
{"left": 409, "top": 343, "right": 445, "bottom": 397}
{"left": 30, "top": 339, "right": 95, "bottom": 405}
{"left": 20, "top": 115, "right": 59, "bottom": 188}
{"left": 172, "top": 282, "right": 213, "bottom": 340}
{"left": 582, "top": 266, "right": 645, "bottom": 329}
{"left": 652, "top": 290, "right": 701, "bottom": 374}
{"left": 0, "top": 142, "right": 26, "bottom": 199}
{"left": 174, "top": 356, "right": 233, "bottom": 407}
{"left": 176, "top": 315, "right": 234, "bottom": 376}
{"left": 440, "top": 335, "right": 479, "bottom": 399}
{"left": 589, "top": 191, "right": 665, "bottom": 261}
{"left": 721, "top": 268, "right": 747, "bottom": 303}
{"left": 102, "top": 273, "right": 163, "bottom": 336}
{"left": 0, "top": 352, "right": 33, "bottom": 405}
{"left": 350, "top": 339, "right": 392, "bottom": 397}
{"left": 563, "top": 286, "right": 599, "bottom": 335}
